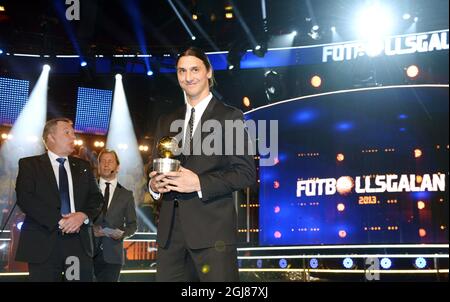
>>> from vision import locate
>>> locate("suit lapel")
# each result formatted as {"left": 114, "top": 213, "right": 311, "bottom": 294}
{"left": 68, "top": 156, "right": 79, "bottom": 210}
{"left": 39, "top": 153, "right": 60, "bottom": 200}
{"left": 106, "top": 184, "right": 122, "bottom": 216}
{"left": 197, "top": 97, "right": 217, "bottom": 141}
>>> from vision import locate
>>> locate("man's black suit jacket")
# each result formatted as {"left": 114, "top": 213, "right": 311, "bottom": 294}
{"left": 152, "top": 97, "right": 256, "bottom": 249}
{"left": 94, "top": 183, "right": 137, "bottom": 265}
{"left": 15, "top": 154, "right": 103, "bottom": 263}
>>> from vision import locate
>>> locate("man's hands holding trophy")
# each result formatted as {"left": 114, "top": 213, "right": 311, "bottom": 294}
{"left": 149, "top": 137, "right": 200, "bottom": 194}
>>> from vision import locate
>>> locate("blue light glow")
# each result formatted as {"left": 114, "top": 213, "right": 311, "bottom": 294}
{"left": 343, "top": 257, "right": 354, "bottom": 269}
{"left": 293, "top": 109, "right": 317, "bottom": 124}
{"left": 279, "top": 258, "right": 288, "bottom": 268}
{"left": 309, "top": 258, "right": 319, "bottom": 269}
{"left": 335, "top": 121, "right": 354, "bottom": 132}
{"left": 380, "top": 257, "right": 392, "bottom": 269}
{"left": 415, "top": 257, "right": 427, "bottom": 269}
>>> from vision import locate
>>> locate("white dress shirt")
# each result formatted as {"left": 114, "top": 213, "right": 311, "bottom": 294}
{"left": 99, "top": 177, "right": 118, "bottom": 209}
{"left": 48, "top": 150, "right": 75, "bottom": 213}
{"left": 149, "top": 93, "right": 212, "bottom": 200}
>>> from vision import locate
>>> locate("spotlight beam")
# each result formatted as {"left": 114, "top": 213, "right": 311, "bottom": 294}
{"left": 0, "top": 66, "right": 50, "bottom": 207}
{"left": 167, "top": 0, "right": 195, "bottom": 40}
{"left": 230, "top": 0, "right": 258, "bottom": 49}
{"left": 124, "top": 0, "right": 152, "bottom": 74}
{"left": 107, "top": 75, "right": 155, "bottom": 231}
{"left": 172, "top": 0, "right": 221, "bottom": 52}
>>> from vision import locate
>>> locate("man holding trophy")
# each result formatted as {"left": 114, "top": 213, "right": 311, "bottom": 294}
{"left": 149, "top": 47, "right": 256, "bottom": 281}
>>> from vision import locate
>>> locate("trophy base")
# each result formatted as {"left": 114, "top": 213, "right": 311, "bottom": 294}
{"left": 153, "top": 158, "right": 181, "bottom": 173}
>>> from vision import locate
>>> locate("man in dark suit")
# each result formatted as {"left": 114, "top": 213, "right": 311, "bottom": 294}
{"left": 15, "top": 118, "right": 103, "bottom": 282}
{"left": 149, "top": 47, "right": 256, "bottom": 281}
{"left": 93, "top": 149, "right": 137, "bottom": 282}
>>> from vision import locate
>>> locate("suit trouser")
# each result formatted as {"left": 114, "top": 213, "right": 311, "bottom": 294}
{"left": 93, "top": 250, "right": 122, "bottom": 282}
{"left": 156, "top": 205, "right": 239, "bottom": 282}
{"left": 28, "top": 231, "right": 93, "bottom": 282}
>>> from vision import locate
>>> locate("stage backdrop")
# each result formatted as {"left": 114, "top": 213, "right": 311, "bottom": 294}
{"left": 245, "top": 85, "right": 449, "bottom": 246}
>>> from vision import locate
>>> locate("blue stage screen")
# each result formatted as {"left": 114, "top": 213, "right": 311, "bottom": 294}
{"left": 245, "top": 85, "right": 449, "bottom": 246}
{"left": 0, "top": 77, "right": 30, "bottom": 126}
{"left": 74, "top": 87, "right": 113, "bottom": 135}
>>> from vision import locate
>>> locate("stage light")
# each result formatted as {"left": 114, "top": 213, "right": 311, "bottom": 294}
{"left": 43, "top": 64, "right": 51, "bottom": 72}
{"left": 310, "top": 75, "right": 322, "bottom": 88}
{"left": 192, "top": 14, "right": 198, "bottom": 20}
{"left": 336, "top": 177, "right": 354, "bottom": 195}
{"left": 147, "top": 70, "right": 154, "bottom": 76}
{"left": 355, "top": 4, "right": 393, "bottom": 39}
{"left": 336, "top": 153, "right": 345, "bottom": 162}
{"left": 419, "top": 228, "right": 427, "bottom": 237}
{"left": 0, "top": 243, "right": 6, "bottom": 250}
{"left": 309, "top": 258, "right": 319, "bottom": 269}
{"left": 414, "top": 17, "right": 419, "bottom": 23}
{"left": 274, "top": 231, "right": 282, "bottom": 239}
{"left": 243, "top": 96, "right": 251, "bottom": 107}
{"left": 338, "top": 230, "right": 347, "bottom": 238}
{"left": 331, "top": 26, "right": 336, "bottom": 32}
{"left": 115, "top": 74, "right": 122, "bottom": 80}
{"left": 17, "top": 221, "right": 23, "bottom": 230}
{"left": 343, "top": 257, "right": 354, "bottom": 269}
{"left": 191, "top": 36, "right": 196, "bottom": 40}
{"left": 312, "top": 25, "right": 319, "bottom": 31}
{"left": 1, "top": 133, "right": 7, "bottom": 140}
{"left": 417, "top": 201, "right": 425, "bottom": 210}
{"left": 414, "top": 148, "right": 422, "bottom": 158}
{"left": 406, "top": 65, "right": 420, "bottom": 79}
{"left": 253, "top": 41, "right": 268, "bottom": 58}
{"left": 414, "top": 257, "right": 427, "bottom": 269}
{"left": 380, "top": 258, "right": 392, "bottom": 269}
{"left": 80, "top": 61, "right": 87, "bottom": 67}
{"left": 256, "top": 259, "right": 263, "bottom": 269}
{"left": 273, "top": 180, "right": 280, "bottom": 189}
{"left": 227, "top": 48, "right": 244, "bottom": 70}
{"left": 337, "top": 203, "right": 345, "bottom": 212}
{"left": 274, "top": 206, "right": 280, "bottom": 214}
{"left": 0, "top": 61, "right": 49, "bottom": 173}
{"left": 292, "top": 30, "right": 298, "bottom": 36}
{"left": 225, "top": 12, "right": 233, "bottom": 19}
{"left": 279, "top": 259, "right": 287, "bottom": 268}
{"left": 108, "top": 70, "right": 150, "bottom": 231}
{"left": 0, "top": 49, "right": 3, "bottom": 55}
{"left": 264, "top": 70, "right": 284, "bottom": 103}
{"left": 0, "top": 6, "right": 5, "bottom": 12}
{"left": 403, "top": 13, "right": 411, "bottom": 20}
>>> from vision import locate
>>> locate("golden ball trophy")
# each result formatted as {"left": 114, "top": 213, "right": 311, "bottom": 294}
{"left": 152, "top": 136, "right": 181, "bottom": 173}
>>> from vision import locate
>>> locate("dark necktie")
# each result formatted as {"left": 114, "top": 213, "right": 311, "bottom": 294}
{"left": 184, "top": 107, "right": 195, "bottom": 155}
{"left": 56, "top": 158, "right": 71, "bottom": 215}
{"left": 102, "top": 182, "right": 110, "bottom": 216}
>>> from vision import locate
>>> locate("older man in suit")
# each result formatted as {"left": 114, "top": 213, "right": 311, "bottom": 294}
{"left": 149, "top": 47, "right": 256, "bottom": 281}
{"left": 15, "top": 118, "right": 103, "bottom": 282}
{"left": 93, "top": 149, "right": 137, "bottom": 282}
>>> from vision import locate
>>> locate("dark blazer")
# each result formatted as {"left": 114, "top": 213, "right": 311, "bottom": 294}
{"left": 15, "top": 154, "right": 103, "bottom": 263}
{"left": 152, "top": 97, "right": 256, "bottom": 249}
{"left": 94, "top": 183, "right": 137, "bottom": 265}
